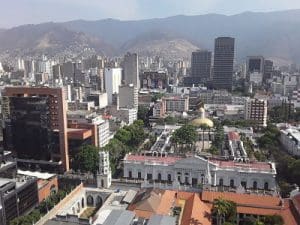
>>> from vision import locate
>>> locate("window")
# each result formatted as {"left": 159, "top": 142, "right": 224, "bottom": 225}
{"left": 185, "top": 176, "right": 189, "bottom": 185}
{"left": 138, "top": 172, "right": 141, "bottom": 179}
{"left": 192, "top": 178, "right": 198, "bottom": 187}
{"left": 128, "top": 171, "right": 132, "bottom": 178}
{"left": 230, "top": 179, "right": 235, "bottom": 188}
{"left": 147, "top": 173, "right": 152, "bottom": 180}
{"left": 241, "top": 181, "right": 247, "bottom": 189}
{"left": 168, "top": 174, "right": 172, "bottom": 182}
{"left": 219, "top": 178, "right": 224, "bottom": 186}
{"left": 157, "top": 173, "right": 162, "bottom": 181}
{"left": 264, "top": 182, "right": 269, "bottom": 190}
{"left": 253, "top": 181, "right": 258, "bottom": 189}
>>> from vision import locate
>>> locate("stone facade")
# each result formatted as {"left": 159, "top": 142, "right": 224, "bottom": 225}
{"left": 123, "top": 154, "right": 277, "bottom": 192}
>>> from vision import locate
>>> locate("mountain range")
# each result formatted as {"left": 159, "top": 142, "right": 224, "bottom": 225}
{"left": 2, "top": 9, "right": 300, "bottom": 64}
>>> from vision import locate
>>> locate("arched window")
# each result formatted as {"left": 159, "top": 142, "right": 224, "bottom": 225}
{"left": 138, "top": 172, "right": 142, "bottom": 179}
{"left": 230, "top": 179, "right": 235, "bottom": 188}
{"left": 157, "top": 173, "right": 162, "bottom": 181}
{"left": 167, "top": 174, "right": 172, "bottom": 182}
{"left": 96, "top": 196, "right": 102, "bottom": 207}
{"left": 253, "top": 181, "right": 258, "bottom": 189}
{"left": 87, "top": 195, "right": 94, "bottom": 206}
{"left": 81, "top": 198, "right": 84, "bottom": 208}
{"left": 219, "top": 178, "right": 224, "bottom": 186}
{"left": 241, "top": 181, "right": 247, "bottom": 189}
{"left": 185, "top": 176, "right": 189, "bottom": 185}
{"left": 101, "top": 179, "right": 104, "bottom": 187}
{"left": 128, "top": 171, "right": 132, "bottom": 178}
{"left": 264, "top": 182, "right": 269, "bottom": 190}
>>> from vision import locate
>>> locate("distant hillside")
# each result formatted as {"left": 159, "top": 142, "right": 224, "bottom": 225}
{"left": 120, "top": 31, "right": 199, "bottom": 60}
{"left": 0, "top": 23, "right": 115, "bottom": 56}
{"left": 2, "top": 10, "right": 300, "bottom": 63}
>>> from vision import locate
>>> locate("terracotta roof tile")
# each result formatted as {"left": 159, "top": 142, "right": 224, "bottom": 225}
{"left": 202, "top": 191, "right": 298, "bottom": 225}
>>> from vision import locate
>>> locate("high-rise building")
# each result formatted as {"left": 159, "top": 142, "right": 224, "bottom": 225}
{"left": 247, "top": 56, "right": 264, "bottom": 74}
{"left": 246, "top": 56, "right": 264, "bottom": 85}
{"left": 245, "top": 98, "right": 268, "bottom": 127}
{"left": 52, "top": 64, "right": 62, "bottom": 80}
{"left": 119, "top": 84, "right": 138, "bottom": 109}
{"left": 104, "top": 68, "right": 122, "bottom": 104}
{"left": 191, "top": 50, "right": 212, "bottom": 83}
{"left": 264, "top": 59, "right": 274, "bottom": 80}
{"left": 123, "top": 53, "right": 139, "bottom": 88}
{"left": 2, "top": 87, "right": 69, "bottom": 172}
{"left": 213, "top": 37, "right": 235, "bottom": 91}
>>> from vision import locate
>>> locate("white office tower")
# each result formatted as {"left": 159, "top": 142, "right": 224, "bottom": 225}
{"left": 105, "top": 68, "right": 122, "bottom": 104}
{"left": 17, "top": 58, "right": 25, "bottom": 70}
{"left": 119, "top": 84, "right": 138, "bottom": 109}
{"left": 63, "top": 85, "right": 72, "bottom": 102}
{"left": 97, "top": 151, "right": 111, "bottom": 189}
{"left": 123, "top": 53, "right": 139, "bottom": 89}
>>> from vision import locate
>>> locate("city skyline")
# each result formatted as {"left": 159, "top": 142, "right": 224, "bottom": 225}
{"left": 1, "top": 0, "right": 300, "bottom": 27}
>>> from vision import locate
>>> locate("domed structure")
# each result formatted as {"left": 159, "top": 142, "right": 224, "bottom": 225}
{"left": 191, "top": 117, "right": 214, "bottom": 128}
{"left": 191, "top": 107, "right": 214, "bottom": 128}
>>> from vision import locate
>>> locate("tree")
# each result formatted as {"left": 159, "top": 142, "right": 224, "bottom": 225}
{"left": 212, "top": 121, "right": 224, "bottom": 150}
{"left": 151, "top": 92, "right": 164, "bottom": 102}
{"left": 73, "top": 145, "right": 99, "bottom": 174}
{"left": 164, "top": 116, "right": 178, "bottom": 125}
{"left": 209, "top": 145, "right": 219, "bottom": 155}
{"left": 138, "top": 105, "right": 150, "bottom": 126}
{"left": 261, "top": 215, "right": 283, "bottom": 225}
{"left": 115, "top": 128, "right": 132, "bottom": 145}
{"left": 172, "top": 124, "right": 197, "bottom": 151}
{"left": 101, "top": 120, "right": 146, "bottom": 176}
{"left": 212, "top": 198, "right": 237, "bottom": 225}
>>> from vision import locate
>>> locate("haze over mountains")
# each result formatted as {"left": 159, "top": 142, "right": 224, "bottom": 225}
{"left": 1, "top": 9, "right": 300, "bottom": 64}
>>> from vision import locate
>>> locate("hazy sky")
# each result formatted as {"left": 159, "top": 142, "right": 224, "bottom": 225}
{"left": 1, "top": 0, "right": 300, "bottom": 27}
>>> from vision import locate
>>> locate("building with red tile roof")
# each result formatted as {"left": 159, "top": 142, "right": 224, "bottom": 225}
{"left": 202, "top": 191, "right": 299, "bottom": 225}
{"left": 127, "top": 189, "right": 212, "bottom": 225}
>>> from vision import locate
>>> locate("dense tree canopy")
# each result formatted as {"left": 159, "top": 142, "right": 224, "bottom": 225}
{"left": 102, "top": 120, "right": 146, "bottom": 176}
{"left": 138, "top": 105, "right": 150, "bottom": 126}
{"left": 73, "top": 145, "right": 99, "bottom": 174}
{"left": 172, "top": 124, "right": 197, "bottom": 146}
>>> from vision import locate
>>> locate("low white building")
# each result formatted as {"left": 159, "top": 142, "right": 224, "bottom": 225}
{"left": 249, "top": 72, "right": 263, "bottom": 86}
{"left": 116, "top": 108, "right": 137, "bottom": 125}
{"left": 280, "top": 127, "right": 300, "bottom": 157}
{"left": 123, "top": 154, "right": 277, "bottom": 192}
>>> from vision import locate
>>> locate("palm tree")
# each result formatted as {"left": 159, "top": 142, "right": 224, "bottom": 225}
{"left": 213, "top": 198, "right": 229, "bottom": 225}
{"left": 212, "top": 198, "right": 237, "bottom": 225}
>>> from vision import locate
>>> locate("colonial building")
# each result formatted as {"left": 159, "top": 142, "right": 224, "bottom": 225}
{"left": 123, "top": 154, "right": 276, "bottom": 192}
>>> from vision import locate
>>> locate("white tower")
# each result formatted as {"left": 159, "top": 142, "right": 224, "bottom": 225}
{"left": 97, "top": 151, "right": 112, "bottom": 188}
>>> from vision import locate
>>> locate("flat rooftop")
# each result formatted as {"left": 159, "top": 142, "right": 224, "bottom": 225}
{"left": 124, "top": 154, "right": 182, "bottom": 165}
{"left": 18, "top": 169, "right": 56, "bottom": 180}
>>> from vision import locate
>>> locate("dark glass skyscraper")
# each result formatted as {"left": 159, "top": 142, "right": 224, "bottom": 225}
{"left": 191, "top": 50, "right": 212, "bottom": 82}
{"left": 213, "top": 37, "right": 235, "bottom": 91}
